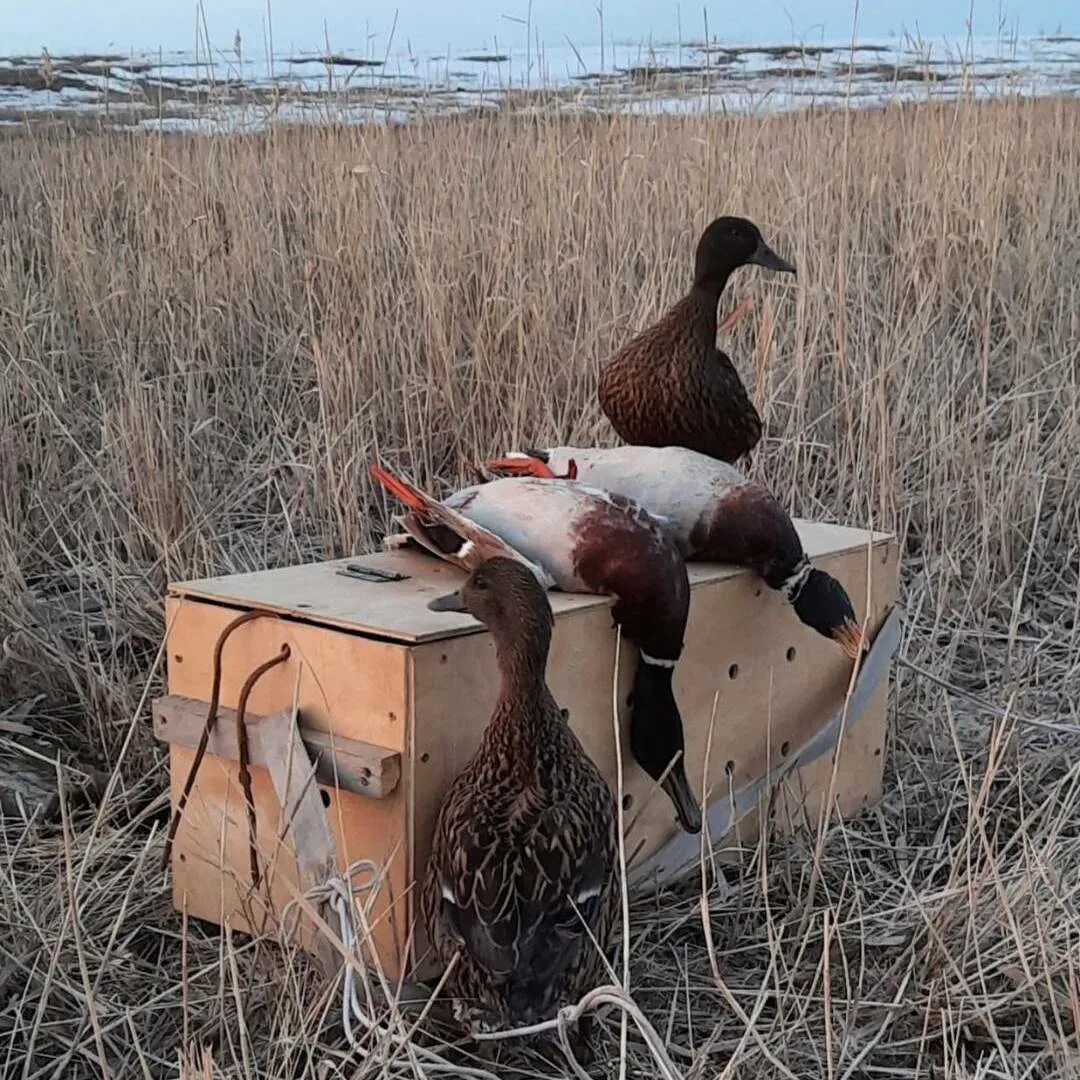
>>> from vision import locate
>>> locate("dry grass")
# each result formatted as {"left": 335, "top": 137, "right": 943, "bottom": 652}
{"left": 1, "top": 93, "right": 1079, "bottom": 1078}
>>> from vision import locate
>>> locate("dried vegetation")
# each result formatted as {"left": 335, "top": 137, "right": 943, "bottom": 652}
{"left": 1, "top": 93, "right": 1079, "bottom": 1077}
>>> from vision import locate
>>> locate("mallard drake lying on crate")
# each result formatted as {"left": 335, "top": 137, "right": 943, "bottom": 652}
{"left": 597, "top": 215, "right": 795, "bottom": 465}
{"left": 371, "top": 465, "right": 701, "bottom": 833}
{"left": 486, "top": 444, "right": 864, "bottom": 659}
{"left": 421, "top": 558, "right": 617, "bottom": 1052}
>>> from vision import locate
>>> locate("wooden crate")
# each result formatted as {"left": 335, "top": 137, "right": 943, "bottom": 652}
{"left": 157, "top": 521, "right": 898, "bottom": 979}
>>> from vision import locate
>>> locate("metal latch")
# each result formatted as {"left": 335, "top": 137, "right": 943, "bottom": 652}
{"left": 335, "top": 563, "right": 410, "bottom": 583}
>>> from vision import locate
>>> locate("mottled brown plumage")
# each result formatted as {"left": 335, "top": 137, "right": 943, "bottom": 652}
{"left": 598, "top": 216, "right": 795, "bottom": 464}
{"left": 422, "top": 559, "right": 618, "bottom": 1040}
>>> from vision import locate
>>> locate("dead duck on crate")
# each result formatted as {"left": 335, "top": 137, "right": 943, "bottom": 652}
{"left": 421, "top": 558, "right": 617, "bottom": 1056}
{"left": 486, "top": 444, "right": 865, "bottom": 660}
{"left": 370, "top": 464, "right": 701, "bottom": 834}
{"left": 598, "top": 215, "right": 795, "bottom": 465}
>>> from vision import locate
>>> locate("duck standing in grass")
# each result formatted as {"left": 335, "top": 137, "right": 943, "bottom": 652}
{"left": 486, "top": 445, "right": 864, "bottom": 659}
{"left": 598, "top": 215, "right": 795, "bottom": 464}
{"left": 371, "top": 465, "right": 701, "bottom": 833}
{"left": 422, "top": 558, "right": 617, "bottom": 1053}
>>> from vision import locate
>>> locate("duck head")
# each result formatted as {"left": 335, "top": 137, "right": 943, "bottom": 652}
{"left": 694, "top": 216, "right": 796, "bottom": 290}
{"left": 629, "top": 658, "right": 702, "bottom": 834}
{"left": 429, "top": 557, "right": 554, "bottom": 664}
{"left": 790, "top": 567, "right": 865, "bottom": 661}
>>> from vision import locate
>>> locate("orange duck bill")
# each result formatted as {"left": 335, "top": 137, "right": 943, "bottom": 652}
{"left": 789, "top": 567, "right": 866, "bottom": 661}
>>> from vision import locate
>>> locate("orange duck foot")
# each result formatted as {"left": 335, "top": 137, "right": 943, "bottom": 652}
{"left": 486, "top": 454, "right": 577, "bottom": 481}
{"left": 717, "top": 296, "right": 753, "bottom": 334}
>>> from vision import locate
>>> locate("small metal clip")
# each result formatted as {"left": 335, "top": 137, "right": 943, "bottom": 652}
{"left": 336, "top": 564, "right": 410, "bottom": 584}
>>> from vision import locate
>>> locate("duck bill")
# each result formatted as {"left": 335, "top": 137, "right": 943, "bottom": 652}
{"left": 750, "top": 238, "right": 796, "bottom": 275}
{"left": 833, "top": 618, "right": 867, "bottom": 661}
{"left": 427, "top": 589, "right": 467, "bottom": 612}
{"left": 662, "top": 766, "right": 702, "bottom": 834}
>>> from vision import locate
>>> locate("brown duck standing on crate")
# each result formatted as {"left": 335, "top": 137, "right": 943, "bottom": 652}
{"left": 485, "top": 444, "right": 865, "bottom": 659}
{"left": 371, "top": 465, "right": 702, "bottom": 834}
{"left": 421, "top": 558, "right": 617, "bottom": 1057}
{"left": 598, "top": 215, "right": 795, "bottom": 465}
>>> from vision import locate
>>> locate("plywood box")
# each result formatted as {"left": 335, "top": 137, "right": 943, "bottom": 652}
{"left": 157, "top": 521, "right": 898, "bottom": 980}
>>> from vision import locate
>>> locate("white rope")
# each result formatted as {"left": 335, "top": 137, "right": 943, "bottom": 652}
{"left": 286, "top": 860, "right": 685, "bottom": 1080}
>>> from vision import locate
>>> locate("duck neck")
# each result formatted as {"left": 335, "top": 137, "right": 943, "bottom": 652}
{"left": 490, "top": 617, "right": 553, "bottom": 739}
{"left": 496, "top": 641, "right": 548, "bottom": 697}
{"left": 688, "top": 274, "right": 730, "bottom": 339}
{"left": 692, "top": 255, "right": 734, "bottom": 301}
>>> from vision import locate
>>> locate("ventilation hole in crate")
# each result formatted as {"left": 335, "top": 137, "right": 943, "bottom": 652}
{"left": 440, "top": 653, "right": 448, "bottom": 664}
{"left": 320, "top": 789, "right": 331, "bottom": 808}
{"left": 728, "top": 663, "right": 739, "bottom": 680}
{"left": 725, "top": 759, "right": 735, "bottom": 776}
{"left": 296, "top": 603, "right": 311, "bottom": 609}
{"left": 388, "top": 711, "right": 397, "bottom": 723}
{"left": 625, "top": 692, "right": 634, "bottom": 708}
{"left": 754, "top": 587, "right": 762, "bottom": 597}
{"left": 178, "top": 853, "right": 187, "bottom": 863}
{"left": 780, "top": 741, "right": 790, "bottom": 757}
{"left": 874, "top": 747, "right": 882, "bottom": 757}
{"left": 173, "top": 655, "right": 183, "bottom": 664}
{"left": 420, "top": 752, "right": 430, "bottom": 764}
{"left": 622, "top": 793, "right": 633, "bottom": 811}
{"left": 786, "top": 646, "right": 796, "bottom": 662}
{"left": 560, "top": 708, "right": 570, "bottom": 720}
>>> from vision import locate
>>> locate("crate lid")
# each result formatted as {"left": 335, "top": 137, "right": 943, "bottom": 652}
{"left": 168, "top": 519, "right": 892, "bottom": 645}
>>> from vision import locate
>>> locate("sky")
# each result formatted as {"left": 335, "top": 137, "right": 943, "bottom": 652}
{"left": 5, "top": 1, "right": 1078, "bottom": 58}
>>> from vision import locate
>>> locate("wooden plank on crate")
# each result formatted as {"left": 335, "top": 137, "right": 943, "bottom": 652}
{"left": 167, "top": 523, "right": 892, "bottom": 645}
{"left": 153, "top": 695, "right": 401, "bottom": 799}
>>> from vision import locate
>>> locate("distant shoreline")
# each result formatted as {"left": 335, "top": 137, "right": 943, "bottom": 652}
{"left": 3, "top": 34, "right": 1078, "bottom": 131}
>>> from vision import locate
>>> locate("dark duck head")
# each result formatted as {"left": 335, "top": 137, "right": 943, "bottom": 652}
{"left": 787, "top": 565, "right": 865, "bottom": 660}
{"left": 568, "top": 495, "right": 702, "bottom": 834}
{"left": 629, "top": 656, "right": 701, "bottom": 834}
{"left": 693, "top": 215, "right": 796, "bottom": 295}
{"left": 429, "top": 557, "right": 554, "bottom": 679}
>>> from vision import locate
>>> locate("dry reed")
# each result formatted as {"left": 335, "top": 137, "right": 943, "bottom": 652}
{"left": 0, "top": 93, "right": 1078, "bottom": 1077}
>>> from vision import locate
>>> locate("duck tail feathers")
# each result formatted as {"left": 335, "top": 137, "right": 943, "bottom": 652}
{"left": 371, "top": 463, "right": 552, "bottom": 582}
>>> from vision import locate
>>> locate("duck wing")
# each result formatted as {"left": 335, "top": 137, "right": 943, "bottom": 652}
{"left": 505, "top": 800, "right": 615, "bottom": 1017}
{"left": 700, "top": 346, "right": 762, "bottom": 463}
{"left": 598, "top": 291, "right": 762, "bottom": 463}
{"left": 431, "top": 742, "right": 615, "bottom": 1016}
